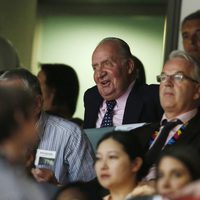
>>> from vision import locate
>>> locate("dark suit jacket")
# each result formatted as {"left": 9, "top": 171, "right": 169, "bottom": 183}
{"left": 132, "top": 110, "right": 200, "bottom": 167}
{"left": 83, "top": 81, "right": 163, "bottom": 128}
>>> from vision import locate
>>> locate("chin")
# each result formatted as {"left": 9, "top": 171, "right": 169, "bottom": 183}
{"left": 100, "top": 92, "right": 114, "bottom": 100}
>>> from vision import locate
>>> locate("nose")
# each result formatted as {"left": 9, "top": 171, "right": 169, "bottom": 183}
{"left": 95, "top": 67, "right": 106, "bottom": 79}
{"left": 99, "top": 158, "right": 108, "bottom": 170}
{"left": 189, "top": 34, "right": 198, "bottom": 46}
{"left": 162, "top": 76, "right": 174, "bottom": 87}
{"left": 160, "top": 176, "right": 171, "bottom": 190}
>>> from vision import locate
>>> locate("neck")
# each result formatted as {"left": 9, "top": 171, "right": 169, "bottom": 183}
{"left": 165, "top": 107, "right": 196, "bottom": 120}
{"left": 47, "top": 106, "right": 72, "bottom": 119}
{"left": 109, "top": 181, "right": 137, "bottom": 200}
{"left": 0, "top": 141, "right": 22, "bottom": 164}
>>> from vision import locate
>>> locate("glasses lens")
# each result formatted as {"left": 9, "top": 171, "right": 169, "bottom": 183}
{"left": 156, "top": 75, "right": 162, "bottom": 82}
{"left": 174, "top": 73, "right": 183, "bottom": 81}
{"left": 160, "top": 74, "right": 167, "bottom": 82}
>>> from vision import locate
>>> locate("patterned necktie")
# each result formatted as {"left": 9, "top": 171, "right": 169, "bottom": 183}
{"left": 100, "top": 100, "right": 116, "bottom": 128}
{"left": 145, "top": 119, "right": 182, "bottom": 166}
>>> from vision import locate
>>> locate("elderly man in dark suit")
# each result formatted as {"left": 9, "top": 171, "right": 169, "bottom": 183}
{"left": 131, "top": 50, "right": 200, "bottom": 183}
{"left": 83, "top": 37, "right": 163, "bottom": 128}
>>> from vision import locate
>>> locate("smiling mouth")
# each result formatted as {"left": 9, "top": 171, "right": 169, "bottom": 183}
{"left": 164, "top": 93, "right": 173, "bottom": 96}
{"left": 100, "top": 80, "right": 110, "bottom": 87}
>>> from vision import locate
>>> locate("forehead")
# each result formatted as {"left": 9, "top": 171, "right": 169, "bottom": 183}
{"left": 97, "top": 138, "right": 123, "bottom": 153}
{"left": 159, "top": 156, "right": 185, "bottom": 169}
{"left": 59, "top": 188, "right": 86, "bottom": 200}
{"left": 182, "top": 19, "right": 200, "bottom": 32}
{"left": 163, "top": 57, "right": 193, "bottom": 74}
{"left": 92, "top": 42, "right": 120, "bottom": 59}
{"left": 0, "top": 78, "right": 25, "bottom": 88}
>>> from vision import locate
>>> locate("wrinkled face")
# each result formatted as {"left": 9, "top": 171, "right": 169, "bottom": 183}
{"left": 159, "top": 57, "right": 200, "bottom": 118}
{"left": 95, "top": 138, "right": 136, "bottom": 190}
{"left": 157, "top": 156, "right": 192, "bottom": 197}
{"left": 37, "top": 70, "right": 54, "bottom": 111}
{"left": 182, "top": 19, "right": 200, "bottom": 60}
{"left": 92, "top": 41, "right": 134, "bottom": 101}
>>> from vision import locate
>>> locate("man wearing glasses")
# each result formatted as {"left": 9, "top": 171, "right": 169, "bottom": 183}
{"left": 181, "top": 10, "right": 200, "bottom": 61}
{"left": 132, "top": 50, "right": 200, "bottom": 180}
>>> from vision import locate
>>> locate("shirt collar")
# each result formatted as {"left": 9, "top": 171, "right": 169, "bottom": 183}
{"left": 161, "top": 108, "right": 198, "bottom": 125}
{"left": 36, "top": 111, "right": 48, "bottom": 139}
{"left": 101, "top": 80, "right": 135, "bottom": 110}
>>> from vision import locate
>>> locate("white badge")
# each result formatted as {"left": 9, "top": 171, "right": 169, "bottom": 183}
{"left": 35, "top": 149, "right": 56, "bottom": 167}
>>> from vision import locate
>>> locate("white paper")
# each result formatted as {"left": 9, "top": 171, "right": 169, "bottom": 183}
{"left": 35, "top": 149, "right": 56, "bottom": 167}
{"left": 115, "top": 123, "right": 147, "bottom": 131}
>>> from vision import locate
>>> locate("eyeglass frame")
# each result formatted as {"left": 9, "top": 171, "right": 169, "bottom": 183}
{"left": 156, "top": 72, "right": 199, "bottom": 84}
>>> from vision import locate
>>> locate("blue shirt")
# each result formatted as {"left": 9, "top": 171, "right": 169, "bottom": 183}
{"left": 37, "top": 112, "right": 96, "bottom": 184}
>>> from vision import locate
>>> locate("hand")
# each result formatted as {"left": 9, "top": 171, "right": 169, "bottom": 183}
{"left": 31, "top": 168, "right": 59, "bottom": 185}
{"left": 126, "top": 184, "right": 156, "bottom": 199}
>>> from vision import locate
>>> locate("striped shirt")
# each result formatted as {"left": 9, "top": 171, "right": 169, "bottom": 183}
{"left": 36, "top": 112, "right": 96, "bottom": 185}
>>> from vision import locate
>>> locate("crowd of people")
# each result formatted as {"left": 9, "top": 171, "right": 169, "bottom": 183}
{"left": 0, "top": 10, "right": 200, "bottom": 200}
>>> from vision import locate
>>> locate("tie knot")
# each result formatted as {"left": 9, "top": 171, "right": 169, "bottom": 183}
{"left": 161, "top": 119, "right": 182, "bottom": 127}
{"left": 106, "top": 100, "right": 116, "bottom": 111}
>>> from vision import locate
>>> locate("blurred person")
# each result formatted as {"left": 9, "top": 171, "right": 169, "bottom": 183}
{"left": 84, "top": 37, "right": 163, "bottom": 128}
{"left": 0, "top": 36, "right": 20, "bottom": 69}
{"left": 0, "top": 85, "right": 46, "bottom": 200}
{"left": 0, "top": 68, "right": 95, "bottom": 185}
{"left": 181, "top": 10, "right": 200, "bottom": 61}
{"left": 169, "top": 180, "right": 200, "bottom": 200}
{"left": 156, "top": 145, "right": 200, "bottom": 198}
{"left": 132, "top": 55, "right": 146, "bottom": 85}
{"left": 130, "top": 50, "right": 200, "bottom": 181}
{"left": 53, "top": 181, "right": 101, "bottom": 200}
{"left": 126, "top": 146, "right": 200, "bottom": 200}
{"left": 95, "top": 130, "right": 147, "bottom": 200}
{"left": 37, "top": 64, "right": 82, "bottom": 126}
{"left": 126, "top": 196, "right": 160, "bottom": 200}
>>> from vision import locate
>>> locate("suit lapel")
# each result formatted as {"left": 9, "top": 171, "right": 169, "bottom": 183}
{"left": 134, "top": 122, "right": 160, "bottom": 152}
{"left": 176, "top": 111, "right": 200, "bottom": 144}
{"left": 91, "top": 89, "right": 103, "bottom": 127}
{"left": 84, "top": 86, "right": 103, "bottom": 128}
{"left": 123, "top": 81, "right": 143, "bottom": 124}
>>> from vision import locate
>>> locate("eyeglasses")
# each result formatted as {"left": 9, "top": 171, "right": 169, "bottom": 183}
{"left": 156, "top": 72, "right": 199, "bottom": 83}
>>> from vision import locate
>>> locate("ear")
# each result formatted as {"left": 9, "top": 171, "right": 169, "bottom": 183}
{"left": 131, "top": 157, "right": 143, "bottom": 173}
{"left": 193, "top": 84, "right": 200, "bottom": 100}
{"left": 127, "top": 58, "right": 135, "bottom": 75}
{"left": 34, "top": 95, "right": 43, "bottom": 115}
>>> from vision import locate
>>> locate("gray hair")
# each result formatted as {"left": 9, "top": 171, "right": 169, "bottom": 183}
{"left": 97, "top": 37, "right": 132, "bottom": 60}
{"left": 0, "top": 68, "right": 42, "bottom": 96}
{"left": 169, "top": 50, "right": 200, "bottom": 82}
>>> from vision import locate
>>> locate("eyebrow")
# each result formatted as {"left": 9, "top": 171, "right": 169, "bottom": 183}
{"left": 96, "top": 150, "right": 120, "bottom": 155}
{"left": 161, "top": 71, "right": 184, "bottom": 74}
